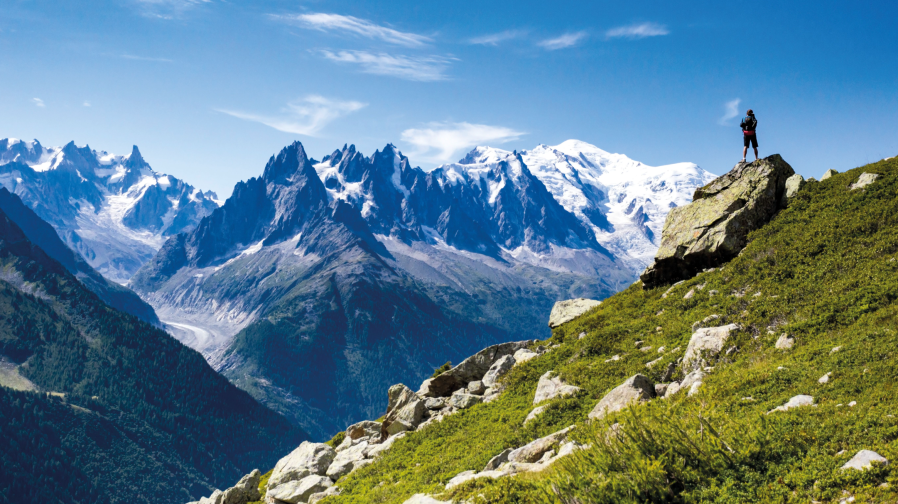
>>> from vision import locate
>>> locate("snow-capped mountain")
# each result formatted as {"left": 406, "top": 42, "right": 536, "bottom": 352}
{"left": 444, "top": 140, "right": 717, "bottom": 268}
{"left": 0, "top": 138, "right": 220, "bottom": 283}
{"left": 130, "top": 139, "right": 712, "bottom": 438}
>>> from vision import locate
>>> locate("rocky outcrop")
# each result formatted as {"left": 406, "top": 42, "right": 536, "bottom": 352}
{"left": 682, "top": 324, "right": 741, "bottom": 371}
{"left": 268, "top": 443, "right": 336, "bottom": 490}
{"left": 532, "top": 371, "right": 581, "bottom": 404}
{"left": 381, "top": 384, "right": 426, "bottom": 437}
{"left": 849, "top": 172, "right": 880, "bottom": 190}
{"left": 418, "top": 341, "right": 531, "bottom": 397}
{"left": 588, "top": 374, "right": 655, "bottom": 420}
{"left": 548, "top": 298, "right": 602, "bottom": 328}
{"left": 187, "top": 469, "right": 261, "bottom": 504}
{"left": 840, "top": 450, "right": 889, "bottom": 471}
{"left": 482, "top": 355, "right": 515, "bottom": 387}
{"left": 444, "top": 426, "right": 582, "bottom": 490}
{"left": 268, "top": 476, "right": 332, "bottom": 504}
{"left": 641, "top": 155, "right": 795, "bottom": 288}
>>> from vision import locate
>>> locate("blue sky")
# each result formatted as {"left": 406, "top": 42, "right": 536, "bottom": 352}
{"left": 2, "top": 0, "right": 896, "bottom": 197}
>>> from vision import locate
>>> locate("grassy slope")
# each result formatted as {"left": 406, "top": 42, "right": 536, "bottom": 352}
{"left": 310, "top": 156, "right": 898, "bottom": 503}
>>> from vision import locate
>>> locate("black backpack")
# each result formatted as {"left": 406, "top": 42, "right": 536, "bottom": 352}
{"left": 741, "top": 115, "right": 757, "bottom": 131}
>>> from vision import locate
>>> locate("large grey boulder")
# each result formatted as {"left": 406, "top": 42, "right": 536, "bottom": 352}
{"left": 682, "top": 324, "right": 741, "bottom": 371}
{"left": 218, "top": 469, "right": 261, "bottom": 504}
{"left": 548, "top": 298, "right": 602, "bottom": 328}
{"left": 308, "top": 486, "right": 341, "bottom": 504}
{"left": 641, "top": 155, "right": 795, "bottom": 288}
{"left": 849, "top": 172, "right": 880, "bottom": 190}
{"left": 840, "top": 450, "right": 889, "bottom": 471}
{"left": 781, "top": 174, "right": 805, "bottom": 206}
{"left": 448, "top": 392, "right": 483, "bottom": 409}
{"left": 419, "top": 341, "right": 531, "bottom": 397}
{"left": 484, "top": 448, "right": 513, "bottom": 471}
{"left": 382, "top": 384, "right": 426, "bottom": 437}
{"left": 267, "top": 475, "right": 333, "bottom": 504}
{"left": 268, "top": 442, "right": 336, "bottom": 489}
{"left": 326, "top": 441, "right": 368, "bottom": 479}
{"left": 482, "top": 355, "right": 515, "bottom": 387}
{"left": 346, "top": 420, "right": 382, "bottom": 440}
{"left": 588, "top": 374, "right": 655, "bottom": 420}
{"left": 532, "top": 371, "right": 581, "bottom": 404}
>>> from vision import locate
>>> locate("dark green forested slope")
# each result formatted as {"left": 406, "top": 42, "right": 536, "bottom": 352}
{"left": 0, "top": 207, "right": 306, "bottom": 504}
{"left": 312, "top": 156, "right": 898, "bottom": 503}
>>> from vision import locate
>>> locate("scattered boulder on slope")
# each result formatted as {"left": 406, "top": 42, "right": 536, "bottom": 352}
{"left": 781, "top": 174, "right": 806, "bottom": 206}
{"left": 532, "top": 371, "right": 581, "bottom": 404}
{"left": 482, "top": 355, "right": 516, "bottom": 387}
{"left": 403, "top": 495, "right": 452, "bottom": 504}
{"left": 768, "top": 394, "right": 815, "bottom": 414}
{"left": 775, "top": 334, "right": 795, "bottom": 350}
{"left": 640, "top": 155, "right": 795, "bottom": 289}
{"left": 821, "top": 168, "right": 838, "bottom": 180}
{"left": 548, "top": 298, "right": 602, "bottom": 328}
{"left": 381, "top": 384, "right": 426, "bottom": 437}
{"left": 840, "top": 450, "right": 889, "bottom": 471}
{"left": 268, "top": 442, "right": 336, "bottom": 490}
{"left": 682, "top": 324, "right": 741, "bottom": 371}
{"left": 849, "top": 172, "right": 880, "bottom": 190}
{"left": 267, "top": 475, "right": 333, "bottom": 504}
{"left": 418, "top": 341, "right": 531, "bottom": 397}
{"left": 508, "top": 426, "right": 575, "bottom": 463}
{"left": 588, "top": 374, "right": 655, "bottom": 420}
{"left": 187, "top": 469, "right": 262, "bottom": 504}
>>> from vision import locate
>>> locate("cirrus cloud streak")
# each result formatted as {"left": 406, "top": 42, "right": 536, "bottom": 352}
{"left": 273, "top": 13, "right": 430, "bottom": 47}
{"left": 401, "top": 122, "right": 525, "bottom": 163}
{"left": 320, "top": 50, "right": 454, "bottom": 82}
{"left": 216, "top": 95, "right": 367, "bottom": 137}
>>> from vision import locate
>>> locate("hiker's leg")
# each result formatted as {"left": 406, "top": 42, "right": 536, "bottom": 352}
{"left": 753, "top": 146, "right": 759, "bottom": 160}
{"left": 742, "top": 146, "right": 748, "bottom": 161}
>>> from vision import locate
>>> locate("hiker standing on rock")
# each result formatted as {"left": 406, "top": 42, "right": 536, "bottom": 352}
{"left": 741, "top": 109, "right": 758, "bottom": 162}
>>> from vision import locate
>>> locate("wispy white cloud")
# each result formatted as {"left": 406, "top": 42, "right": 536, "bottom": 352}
{"left": 400, "top": 122, "right": 525, "bottom": 163}
{"left": 132, "top": 0, "right": 211, "bottom": 19}
{"left": 468, "top": 30, "right": 526, "bottom": 46}
{"left": 605, "top": 22, "right": 669, "bottom": 40}
{"left": 719, "top": 98, "right": 741, "bottom": 125}
{"left": 216, "top": 95, "right": 367, "bottom": 137}
{"left": 32, "top": 98, "right": 45, "bottom": 108}
{"left": 320, "top": 50, "right": 453, "bottom": 82}
{"left": 120, "top": 54, "right": 174, "bottom": 63}
{"left": 83, "top": 101, "right": 91, "bottom": 107}
{"left": 538, "top": 31, "right": 588, "bottom": 50}
{"left": 272, "top": 13, "right": 430, "bottom": 47}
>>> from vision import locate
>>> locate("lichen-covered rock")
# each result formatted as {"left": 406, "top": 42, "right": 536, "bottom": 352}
{"left": 682, "top": 324, "right": 741, "bottom": 371}
{"left": 268, "top": 442, "right": 336, "bottom": 489}
{"left": 548, "top": 298, "right": 602, "bottom": 328}
{"left": 482, "top": 355, "right": 515, "bottom": 387}
{"left": 346, "top": 420, "right": 382, "bottom": 440}
{"left": 267, "top": 475, "right": 333, "bottom": 504}
{"left": 448, "top": 392, "right": 483, "bottom": 409}
{"left": 382, "top": 384, "right": 426, "bottom": 437}
{"left": 781, "top": 174, "right": 805, "bottom": 205}
{"left": 419, "top": 341, "right": 531, "bottom": 397}
{"left": 532, "top": 371, "right": 581, "bottom": 404}
{"left": 588, "top": 374, "right": 655, "bottom": 420}
{"left": 641, "top": 155, "right": 795, "bottom": 288}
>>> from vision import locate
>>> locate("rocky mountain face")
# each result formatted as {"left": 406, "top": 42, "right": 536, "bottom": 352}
{"left": 0, "top": 202, "right": 306, "bottom": 504}
{"left": 130, "top": 140, "right": 712, "bottom": 439}
{"left": 0, "top": 187, "right": 159, "bottom": 324}
{"left": 0, "top": 138, "right": 219, "bottom": 283}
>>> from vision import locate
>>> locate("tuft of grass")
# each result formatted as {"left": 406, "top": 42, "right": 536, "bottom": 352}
{"left": 326, "top": 431, "right": 347, "bottom": 449}
{"left": 432, "top": 361, "right": 453, "bottom": 378}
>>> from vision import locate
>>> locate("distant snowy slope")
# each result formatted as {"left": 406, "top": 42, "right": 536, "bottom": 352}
{"left": 0, "top": 138, "right": 220, "bottom": 282}
{"left": 440, "top": 140, "right": 716, "bottom": 268}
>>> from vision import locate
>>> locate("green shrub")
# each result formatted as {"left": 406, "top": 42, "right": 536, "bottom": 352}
{"left": 432, "top": 361, "right": 453, "bottom": 378}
